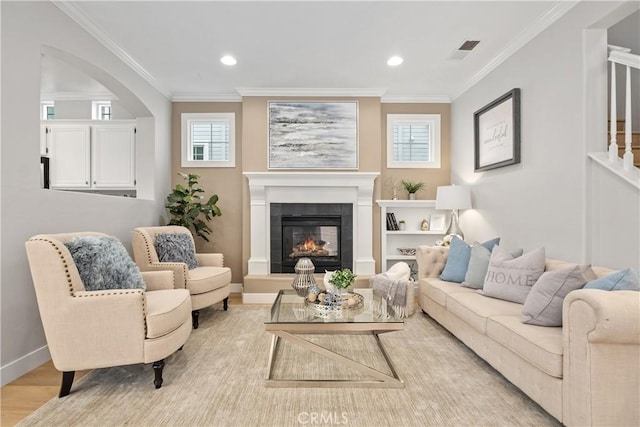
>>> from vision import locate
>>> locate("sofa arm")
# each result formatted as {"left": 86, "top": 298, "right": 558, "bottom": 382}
{"left": 143, "top": 262, "right": 187, "bottom": 288}
{"left": 562, "top": 289, "right": 640, "bottom": 426}
{"left": 415, "top": 246, "right": 448, "bottom": 279}
{"left": 196, "top": 253, "right": 224, "bottom": 267}
{"left": 141, "top": 270, "right": 175, "bottom": 291}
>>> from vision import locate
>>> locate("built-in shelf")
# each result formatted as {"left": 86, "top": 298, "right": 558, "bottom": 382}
{"left": 376, "top": 199, "right": 448, "bottom": 273}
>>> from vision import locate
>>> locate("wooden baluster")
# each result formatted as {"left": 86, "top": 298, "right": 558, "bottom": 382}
{"left": 609, "top": 60, "right": 619, "bottom": 162}
{"left": 623, "top": 65, "right": 633, "bottom": 171}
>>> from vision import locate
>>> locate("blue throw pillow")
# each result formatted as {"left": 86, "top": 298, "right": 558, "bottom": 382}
{"left": 440, "top": 236, "right": 500, "bottom": 283}
{"left": 65, "top": 236, "right": 145, "bottom": 291}
{"left": 584, "top": 268, "right": 639, "bottom": 291}
{"left": 155, "top": 233, "right": 198, "bottom": 269}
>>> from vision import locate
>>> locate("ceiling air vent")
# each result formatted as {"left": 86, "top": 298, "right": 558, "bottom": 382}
{"left": 458, "top": 40, "right": 480, "bottom": 51}
{"left": 447, "top": 40, "right": 481, "bottom": 60}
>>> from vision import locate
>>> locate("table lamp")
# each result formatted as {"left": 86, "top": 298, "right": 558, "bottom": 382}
{"left": 435, "top": 185, "right": 472, "bottom": 240}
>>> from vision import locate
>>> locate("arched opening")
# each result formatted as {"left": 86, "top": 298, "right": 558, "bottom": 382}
{"left": 40, "top": 45, "right": 155, "bottom": 199}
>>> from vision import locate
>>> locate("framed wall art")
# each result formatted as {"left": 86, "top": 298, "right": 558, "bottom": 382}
{"left": 474, "top": 88, "right": 521, "bottom": 172}
{"left": 268, "top": 101, "right": 358, "bottom": 169}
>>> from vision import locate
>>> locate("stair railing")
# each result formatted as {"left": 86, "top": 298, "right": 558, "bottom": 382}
{"left": 608, "top": 45, "right": 640, "bottom": 171}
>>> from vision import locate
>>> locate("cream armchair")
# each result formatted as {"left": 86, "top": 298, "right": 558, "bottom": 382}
{"left": 132, "top": 226, "right": 231, "bottom": 329}
{"left": 25, "top": 232, "right": 192, "bottom": 397}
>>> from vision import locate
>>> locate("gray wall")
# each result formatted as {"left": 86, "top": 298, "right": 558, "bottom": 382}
{"left": 1, "top": 1, "right": 172, "bottom": 385}
{"left": 450, "top": 1, "right": 639, "bottom": 268}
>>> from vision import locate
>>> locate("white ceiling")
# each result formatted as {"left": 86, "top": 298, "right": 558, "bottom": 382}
{"left": 48, "top": 1, "right": 577, "bottom": 102}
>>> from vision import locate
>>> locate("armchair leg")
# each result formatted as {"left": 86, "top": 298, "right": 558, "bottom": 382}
{"left": 59, "top": 371, "right": 75, "bottom": 397}
{"left": 223, "top": 297, "right": 229, "bottom": 311}
{"left": 152, "top": 360, "right": 165, "bottom": 389}
{"left": 192, "top": 310, "right": 199, "bottom": 329}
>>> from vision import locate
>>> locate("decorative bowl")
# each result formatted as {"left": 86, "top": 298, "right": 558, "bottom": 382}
{"left": 397, "top": 248, "right": 416, "bottom": 256}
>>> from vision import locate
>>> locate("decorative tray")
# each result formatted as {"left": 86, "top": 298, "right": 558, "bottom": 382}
{"left": 304, "top": 292, "right": 364, "bottom": 318}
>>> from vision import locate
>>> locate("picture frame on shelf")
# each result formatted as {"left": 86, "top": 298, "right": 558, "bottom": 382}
{"left": 429, "top": 214, "right": 446, "bottom": 231}
{"left": 474, "top": 88, "right": 521, "bottom": 172}
{"left": 268, "top": 101, "right": 358, "bottom": 170}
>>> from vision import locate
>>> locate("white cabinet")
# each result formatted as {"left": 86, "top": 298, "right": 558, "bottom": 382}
{"left": 49, "top": 124, "right": 91, "bottom": 188}
{"left": 377, "top": 200, "right": 446, "bottom": 273}
{"left": 45, "top": 121, "right": 135, "bottom": 190}
{"left": 91, "top": 124, "right": 135, "bottom": 188}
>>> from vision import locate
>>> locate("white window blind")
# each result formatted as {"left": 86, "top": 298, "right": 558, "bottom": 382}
{"left": 191, "top": 121, "right": 230, "bottom": 161}
{"left": 393, "top": 124, "right": 431, "bottom": 162}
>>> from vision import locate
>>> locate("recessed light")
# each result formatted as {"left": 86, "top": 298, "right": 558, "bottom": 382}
{"left": 220, "top": 55, "right": 237, "bottom": 66}
{"left": 387, "top": 56, "right": 403, "bottom": 66}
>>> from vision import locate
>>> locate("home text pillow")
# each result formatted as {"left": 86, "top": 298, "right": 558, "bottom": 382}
{"left": 584, "top": 268, "right": 640, "bottom": 291}
{"left": 462, "top": 244, "right": 523, "bottom": 289}
{"left": 522, "top": 265, "right": 596, "bottom": 326}
{"left": 481, "top": 246, "right": 545, "bottom": 304}
{"left": 440, "top": 236, "right": 500, "bottom": 283}
{"left": 65, "top": 236, "right": 145, "bottom": 291}
{"left": 155, "top": 233, "right": 198, "bottom": 269}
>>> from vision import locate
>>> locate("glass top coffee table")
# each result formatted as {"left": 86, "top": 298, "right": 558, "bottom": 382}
{"left": 264, "top": 288, "right": 404, "bottom": 388}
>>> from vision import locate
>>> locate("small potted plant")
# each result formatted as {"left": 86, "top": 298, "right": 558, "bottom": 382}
{"left": 398, "top": 219, "right": 406, "bottom": 231}
{"left": 328, "top": 268, "right": 357, "bottom": 294}
{"left": 401, "top": 180, "right": 425, "bottom": 200}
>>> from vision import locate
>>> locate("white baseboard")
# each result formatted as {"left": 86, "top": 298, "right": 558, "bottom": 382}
{"left": 230, "top": 282, "right": 243, "bottom": 293}
{"left": 1, "top": 344, "right": 51, "bottom": 387}
{"left": 242, "top": 292, "right": 277, "bottom": 304}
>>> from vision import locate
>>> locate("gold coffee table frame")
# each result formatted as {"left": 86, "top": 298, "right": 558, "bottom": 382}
{"left": 265, "top": 289, "right": 404, "bottom": 388}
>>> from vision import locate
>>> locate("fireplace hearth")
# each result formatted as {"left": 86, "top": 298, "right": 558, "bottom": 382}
{"left": 271, "top": 203, "right": 352, "bottom": 273}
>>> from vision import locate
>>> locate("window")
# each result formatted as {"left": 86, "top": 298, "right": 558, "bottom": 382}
{"left": 386, "top": 114, "right": 441, "bottom": 168}
{"left": 92, "top": 101, "right": 111, "bottom": 120}
{"left": 41, "top": 102, "right": 54, "bottom": 120}
{"left": 181, "top": 113, "right": 235, "bottom": 167}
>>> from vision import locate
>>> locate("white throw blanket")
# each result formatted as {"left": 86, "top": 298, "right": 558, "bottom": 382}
{"left": 370, "top": 262, "right": 414, "bottom": 319}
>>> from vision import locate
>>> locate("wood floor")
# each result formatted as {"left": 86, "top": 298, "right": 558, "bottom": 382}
{"left": 0, "top": 293, "right": 243, "bottom": 426}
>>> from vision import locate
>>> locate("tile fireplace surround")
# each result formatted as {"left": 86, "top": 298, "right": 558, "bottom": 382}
{"left": 244, "top": 172, "right": 379, "bottom": 277}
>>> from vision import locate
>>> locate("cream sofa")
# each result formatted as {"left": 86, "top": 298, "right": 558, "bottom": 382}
{"left": 416, "top": 246, "right": 640, "bottom": 426}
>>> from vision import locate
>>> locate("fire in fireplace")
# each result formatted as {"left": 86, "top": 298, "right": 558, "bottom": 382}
{"left": 283, "top": 218, "right": 340, "bottom": 269}
{"left": 289, "top": 236, "right": 335, "bottom": 258}
{"left": 270, "top": 203, "right": 353, "bottom": 273}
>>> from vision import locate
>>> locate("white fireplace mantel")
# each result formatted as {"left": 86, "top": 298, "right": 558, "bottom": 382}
{"left": 244, "top": 172, "right": 379, "bottom": 275}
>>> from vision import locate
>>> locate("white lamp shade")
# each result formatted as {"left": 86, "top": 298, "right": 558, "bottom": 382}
{"left": 435, "top": 185, "right": 472, "bottom": 210}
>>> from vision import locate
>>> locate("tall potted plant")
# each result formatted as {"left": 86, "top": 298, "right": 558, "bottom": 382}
{"left": 166, "top": 172, "right": 222, "bottom": 242}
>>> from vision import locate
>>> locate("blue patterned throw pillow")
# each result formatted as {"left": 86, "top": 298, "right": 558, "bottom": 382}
{"left": 65, "top": 236, "right": 145, "bottom": 291}
{"left": 584, "top": 268, "right": 639, "bottom": 291}
{"left": 440, "top": 236, "right": 501, "bottom": 283}
{"left": 155, "top": 233, "right": 198, "bottom": 269}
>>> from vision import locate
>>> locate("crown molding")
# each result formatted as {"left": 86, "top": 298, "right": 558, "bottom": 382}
{"left": 236, "top": 87, "right": 387, "bottom": 97}
{"left": 381, "top": 94, "right": 451, "bottom": 104}
{"left": 41, "top": 92, "right": 118, "bottom": 101}
{"left": 172, "top": 92, "right": 243, "bottom": 102}
{"left": 452, "top": 1, "right": 579, "bottom": 101}
{"left": 52, "top": 1, "right": 172, "bottom": 100}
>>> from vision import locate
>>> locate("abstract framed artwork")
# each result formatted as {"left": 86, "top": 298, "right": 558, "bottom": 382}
{"left": 268, "top": 101, "right": 358, "bottom": 169}
{"left": 474, "top": 88, "right": 521, "bottom": 172}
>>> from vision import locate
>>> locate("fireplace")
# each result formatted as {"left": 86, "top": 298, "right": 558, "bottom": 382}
{"left": 244, "top": 172, "right": 378, "bottom": 277}
{"left": 270, "top": 203, "right": 353, "bottom": 273}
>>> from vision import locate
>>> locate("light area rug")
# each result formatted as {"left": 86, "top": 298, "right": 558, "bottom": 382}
{"left": 19, "top": 305, "right": 559, "bottom": 427}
